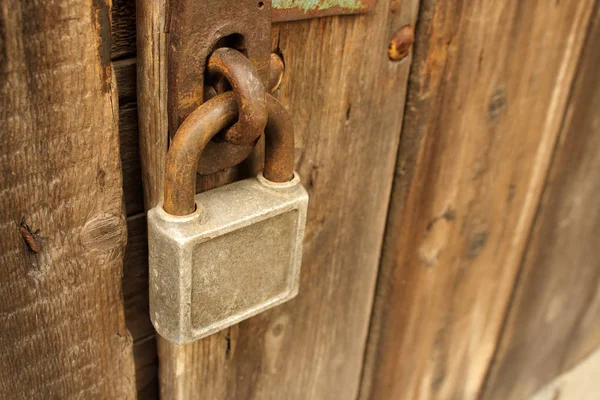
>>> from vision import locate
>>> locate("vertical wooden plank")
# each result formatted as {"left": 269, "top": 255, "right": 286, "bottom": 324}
{"left": 359, "top": 1, "right": 595, "bottom": 399}
{"left": 135, "top": 2, "right": 170, "bottom": 397}
{"left": 481, "top": 4, "right": 600, "bottom": 399}
{"left": 136, "top": 0, "right": 168, "bottom": 211}
{"left": 0, "top": 0, "right": 136, "bottom": 398}
{"left": 137, "top": 0, "right": 418, "bottom": 398}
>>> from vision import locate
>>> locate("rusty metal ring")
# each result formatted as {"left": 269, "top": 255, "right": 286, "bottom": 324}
{"left": 164, "top": 91, "right": 294, "bottom": 216}
{"left": 196, "top": 53, "right": 285, "bottom": 175}
{"left": 207, "top": 47, "right": 267, "bottom": 145}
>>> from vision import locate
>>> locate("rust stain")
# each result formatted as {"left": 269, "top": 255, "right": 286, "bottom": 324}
{"left": 91, "top": 0, "right": 112, "bottom": 93}
{"left": 19, "top": 217, "right": 41, "bottom": 254}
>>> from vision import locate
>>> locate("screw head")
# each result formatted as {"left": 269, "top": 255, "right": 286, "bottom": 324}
{"left": 388, "top": 25, "right": 415, "bottom": 61}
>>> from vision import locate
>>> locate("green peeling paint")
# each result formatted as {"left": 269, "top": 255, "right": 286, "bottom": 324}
{"left": 272, "top": 0, "right": 364, "bottom": 11}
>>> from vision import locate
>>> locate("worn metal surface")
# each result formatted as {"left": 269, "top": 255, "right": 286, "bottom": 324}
{"left": 149, "top": 174, "right": 308, "bottom": 344}
{"left": 272, "top": 0, "right": 377, "bottom": 22}
{"left": 168, "top": 0, "right": 271, "bottom": 175}
{"left": 168, "top": 0, "right": 271, "bottom": 136}
{"left": 207, "top": 48, "right": 267, "bottom": 145}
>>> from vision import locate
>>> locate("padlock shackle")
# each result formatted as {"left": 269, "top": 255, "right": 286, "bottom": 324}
{"left": 263, "top": 94, "right": 295, "bottom": 183}
{"left": 163, "top": 92, "right": 295, "bottom": 216}
{"left": 164, "top": 92, "right": 237, "bottom": 215}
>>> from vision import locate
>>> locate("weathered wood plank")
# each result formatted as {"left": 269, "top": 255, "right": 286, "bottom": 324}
{"left": 0, "top": 0, "right": 136, "bottom": 398}
{"left": 114, "top": 54, "right": 155, "bottom": 398}
{"left": 481, "top": 4, "right": 600, "bottom": 399}
{"left": 138, "top": 0, "right": 418, "bottom": 397}
{"left": 136, "top": 0, "right": 168, "bottom": 211}
{"left": 359, "top": 1, "right": 596, "bottom": 399}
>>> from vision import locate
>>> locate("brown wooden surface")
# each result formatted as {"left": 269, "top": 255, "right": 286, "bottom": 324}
{"left": 359, "top": 1, "right": 596, "bottom": 399}
{"left": 0, "top": 0, "right": 136, "bottom": 398}
{"left": 481, "top": 4, "right": 600, "bottom": 399}
{"left": 112, "top": 24, "right": 159, "bottom": 399}
{"left": 137, "top": 0, "right": 419, "bottom": 398}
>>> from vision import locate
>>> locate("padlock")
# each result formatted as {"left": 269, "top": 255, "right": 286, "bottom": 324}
{"left": 148, "top": 91, "right": 308, "bottom": 344}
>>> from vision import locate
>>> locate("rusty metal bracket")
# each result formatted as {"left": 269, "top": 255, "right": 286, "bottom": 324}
{"left": 168, "top": 0, "right": 272, "bottom": 175}
{"left": 168, "top": 0, "right": 271, "bottom": 136}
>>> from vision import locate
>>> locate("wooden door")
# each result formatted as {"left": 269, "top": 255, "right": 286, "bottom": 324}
{"left": 1, "top": 1, "right": 599, "bottom": 399}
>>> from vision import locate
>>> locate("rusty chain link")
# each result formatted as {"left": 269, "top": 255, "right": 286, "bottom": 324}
{"left": 196, "top": 48, "right": 287, "bottom": 175}
{"left": 207, "top": 48, "right": 267, "bottom": 145}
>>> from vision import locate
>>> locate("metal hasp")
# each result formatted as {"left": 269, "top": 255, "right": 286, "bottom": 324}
{"left": 168, "top": 1, "right": 271, "bottom": 132}
{"left": 168, "top": 0, "right": 272, "bottom": 175}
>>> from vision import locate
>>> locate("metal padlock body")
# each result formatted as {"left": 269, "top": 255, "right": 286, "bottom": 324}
{"left": 149, "top": 173, "right": 308, "bottom": 344}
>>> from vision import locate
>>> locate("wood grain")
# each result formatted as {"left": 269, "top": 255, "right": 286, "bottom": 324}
{"left": 137, "top": 0, "right": 418, "bottom": 398}
{"left": 359, "top": 1, "right": 596, "bottom": 399}
{"left": 481, "top": 4, "right": 600, "bottom": 399}
{"left": 136, "top": 0, "right": 168, "bottom": 211}
{"left": 0, "top": 0, "right": 136, "bottom": 398}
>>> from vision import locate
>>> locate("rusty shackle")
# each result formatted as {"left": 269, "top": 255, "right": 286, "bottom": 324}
{"left": 207, "top": 48, "right": 267, "bottom": 144}
{"left": 163, "top": 92, "right": 295, "bottom": 216}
